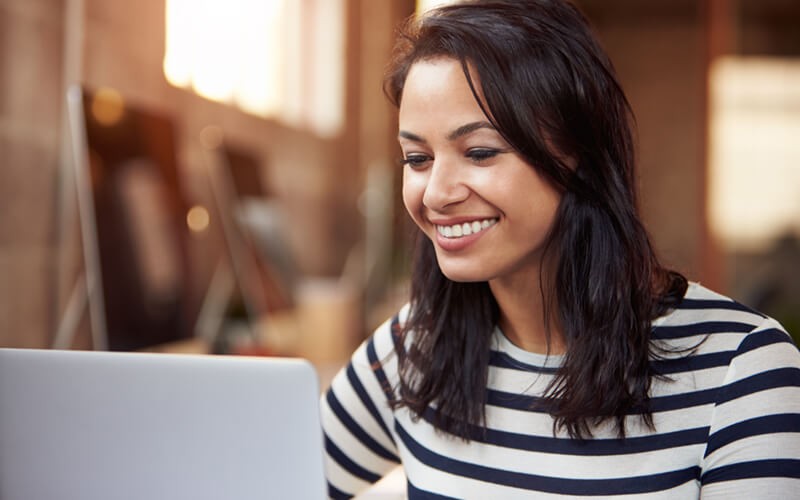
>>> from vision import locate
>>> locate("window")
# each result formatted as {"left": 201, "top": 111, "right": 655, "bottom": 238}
{"left": 163, "top": 0, "right": 345, "bottom": 138}
{"left": 708, "top": 56, "right": 800, "bottom": 250}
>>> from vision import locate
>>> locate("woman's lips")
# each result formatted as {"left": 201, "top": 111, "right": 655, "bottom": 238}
{"left": 432, "top": 217, "right": 498, "bottom": 251}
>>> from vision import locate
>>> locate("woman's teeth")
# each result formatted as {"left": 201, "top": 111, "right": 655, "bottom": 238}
{"left": 436, "top": 218, "right": 497, "bottom": 238}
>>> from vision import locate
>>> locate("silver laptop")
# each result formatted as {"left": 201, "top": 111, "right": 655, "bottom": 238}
{"left": 0, "top": 348, "right": 326, "bottom": 500}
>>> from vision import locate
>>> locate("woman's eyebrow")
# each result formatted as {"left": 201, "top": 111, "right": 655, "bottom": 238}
{"left": 398, "top": 130, "right": 425, "bottom": 142}
{"left": 398, "top": 121, "right": 496, "bottom": 143}
{"left": 446, "top": 121, "right": 495, "bottom": 141}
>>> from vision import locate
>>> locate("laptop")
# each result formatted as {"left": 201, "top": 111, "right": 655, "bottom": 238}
{"left": 0, "top": 348, "right": 327, "bottom": 500}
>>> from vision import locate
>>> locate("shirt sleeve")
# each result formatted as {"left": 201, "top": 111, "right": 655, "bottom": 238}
{"left": 699, "top": 317, "right": 800, "bottom": 498}
{"left": 320, "top": 315, "right": 403, "bottom": 499}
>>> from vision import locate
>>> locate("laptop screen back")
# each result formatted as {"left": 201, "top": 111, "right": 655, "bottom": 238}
{"left": 0, "top": 348, "right": 326, "bottom": 500}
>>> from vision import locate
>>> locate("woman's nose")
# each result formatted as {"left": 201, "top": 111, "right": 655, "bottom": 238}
{"left": 422, "top": 158, "right": 469, "bottom": 211}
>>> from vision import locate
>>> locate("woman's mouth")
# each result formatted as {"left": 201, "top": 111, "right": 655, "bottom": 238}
{"left": 435, "top": 218, "right": 498, "bottom": 239}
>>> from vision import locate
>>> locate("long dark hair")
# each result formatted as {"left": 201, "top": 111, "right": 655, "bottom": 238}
{"left": 384, "top": 0, "right": 687, "bottom": 440}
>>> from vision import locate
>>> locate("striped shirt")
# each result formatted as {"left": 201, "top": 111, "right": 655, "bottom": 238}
{"left": 321, "top": 283, "right": 800, "bottom": 498}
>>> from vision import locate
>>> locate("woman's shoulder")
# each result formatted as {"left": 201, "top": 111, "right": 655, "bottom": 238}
{"left": 654, "top": 281, "right": 796, "bottom": 358}
{"left": 327, "top": 305, "right": 412, "bottom": 403}
{"left": 363, "top": 303, "right": 413, "bottom": 358}
{"left": 658, "top": 282, "right": 771, "bottom": 327}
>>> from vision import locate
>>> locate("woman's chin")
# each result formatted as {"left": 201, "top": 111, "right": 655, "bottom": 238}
{"left": 437, "top": 264, "right": 491, "bottom": 284}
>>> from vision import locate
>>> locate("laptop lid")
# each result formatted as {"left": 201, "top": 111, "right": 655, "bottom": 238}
{"left": 0, "top": 348, "right": 326, "bottom": 500}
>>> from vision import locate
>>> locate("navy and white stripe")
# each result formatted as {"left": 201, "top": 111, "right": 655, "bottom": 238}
{"left": 321, "top": 283, "right": 800, "bottom": 498}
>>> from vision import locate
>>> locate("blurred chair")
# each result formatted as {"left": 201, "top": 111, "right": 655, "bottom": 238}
{"left": 197, "top": 133, "right": 295, "bottom": 354}
{"left": 57, "top": 85, "right": 196, "bottom": 351}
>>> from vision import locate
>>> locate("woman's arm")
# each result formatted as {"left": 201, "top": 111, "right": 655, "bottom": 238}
{"left": 699, "top": 317, "right": 800, "bottom": 498}
{"left": 320, "top": 317, "right": 403, "bottom": 499}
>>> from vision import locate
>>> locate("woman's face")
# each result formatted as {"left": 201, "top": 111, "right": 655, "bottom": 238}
{"left": 399, "top": 57, "right": 561, "bottom": 285}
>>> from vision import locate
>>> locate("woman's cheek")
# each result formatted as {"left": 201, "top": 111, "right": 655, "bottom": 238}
{"left": 402, "top": 173, "right": 427, "bottom": 227}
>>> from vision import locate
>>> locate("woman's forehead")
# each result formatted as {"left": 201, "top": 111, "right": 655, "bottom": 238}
{"left": 400, "top": 58, "right": 490, "bottom": 121}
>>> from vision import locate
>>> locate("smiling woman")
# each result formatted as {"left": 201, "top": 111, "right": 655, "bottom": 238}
{"left": 399, "top": 59, "right": 561, "bottom": 293}
{"left": 320, "top": 1, "right": 800, "bottom": 498}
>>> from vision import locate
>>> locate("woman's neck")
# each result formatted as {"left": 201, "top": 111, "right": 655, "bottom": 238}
{"left": 489, "top": 272, "right": 565, "bottom": 355}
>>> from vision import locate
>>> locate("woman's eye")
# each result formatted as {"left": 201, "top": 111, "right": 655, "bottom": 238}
{"left": 401, "top": 154, "right": 431, "bottom": 169}
{"left": 466, "top": 148, "right": 500, "bottom": 163}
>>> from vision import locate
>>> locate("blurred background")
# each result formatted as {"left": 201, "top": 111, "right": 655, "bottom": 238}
{"left": 1, "top": 0, "right": 798, "bottom": 370}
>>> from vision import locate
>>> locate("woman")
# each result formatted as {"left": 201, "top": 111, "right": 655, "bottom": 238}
{"left": 321, "top": 1, "right": 800, "bottom": 498}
